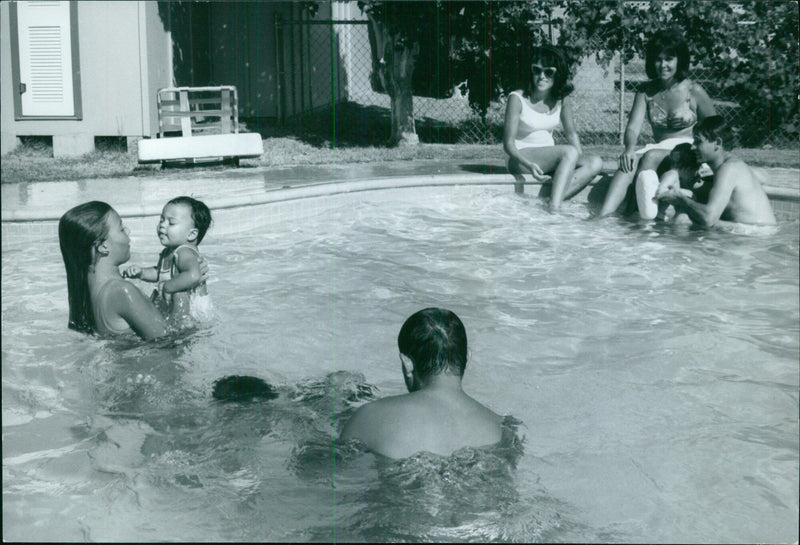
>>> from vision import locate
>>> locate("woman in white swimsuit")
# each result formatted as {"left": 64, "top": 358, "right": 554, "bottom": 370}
{"left": 598, "top": 29, "right": 716, "bottom": 217}
{"left": 503, "top": 45, "right": 603, "bottom": 211}
{"left": 59, "top": 201, "right": 208, "bottom": 339}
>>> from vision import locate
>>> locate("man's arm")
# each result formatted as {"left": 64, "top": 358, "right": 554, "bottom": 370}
{"left": 661, "top": 165, "right": 737, "bottom": 227}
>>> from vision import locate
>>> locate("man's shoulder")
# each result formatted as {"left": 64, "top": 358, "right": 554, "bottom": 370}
{"left": 716, "top": 157, "right": 749, "bottom": 182}
{"left": 340, "top": 394, "right": 410, "bottom": 439}
{"left": 341, "top": 392, "right": 504, "bottom": 458}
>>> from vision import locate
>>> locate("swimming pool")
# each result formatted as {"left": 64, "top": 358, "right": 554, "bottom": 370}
{"left": 3, "top": 184, "right": 798, "bottom": 542}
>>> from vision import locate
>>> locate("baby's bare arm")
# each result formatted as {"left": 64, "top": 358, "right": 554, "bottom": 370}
{"left": 162, "top": 248, "right": 202, "bottom": 294}
{"left": 122, "top": 265, "right": 159, "bottom": 282}
{"left": 138, "top": 267, "right": 159, "bottom": 282}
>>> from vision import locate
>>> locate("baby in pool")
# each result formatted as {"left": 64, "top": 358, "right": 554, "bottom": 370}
{"left": 124, "top": 196, "right": 213, "bottom": 322}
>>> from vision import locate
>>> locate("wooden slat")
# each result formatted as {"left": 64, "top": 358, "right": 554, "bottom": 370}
{"left": 159, "top": 109, "right": 228, "bottom": 118}
{"left": 220, "top": 88, "right": 231, "bottom": 134}
{"left": 178, "top": 90, "right": 191, "bottom": 137}
{"left": 156, "top": 86, "right": 239, "bottom": 138}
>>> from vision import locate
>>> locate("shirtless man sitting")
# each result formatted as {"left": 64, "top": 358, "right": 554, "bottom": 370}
{"left": 339, "top": 308, "right": 502, "bottom": 459}
{"left": 657, "top": 116, "right": 776, "bottom": 227}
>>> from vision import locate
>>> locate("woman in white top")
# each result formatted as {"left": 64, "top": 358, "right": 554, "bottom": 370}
{"left": 503, "top": 45, "right": 603, "bottom": 211}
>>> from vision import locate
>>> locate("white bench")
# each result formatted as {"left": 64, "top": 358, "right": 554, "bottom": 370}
{"left": 138, "top": 133, "right": 263, "bottom": 164}
{"left": 137, "top": 86, "right": 263, "bottom": 166}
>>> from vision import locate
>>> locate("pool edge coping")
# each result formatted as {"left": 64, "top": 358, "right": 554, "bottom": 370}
{"left": 2, "top": 171, "right": 798, "bottom": 223}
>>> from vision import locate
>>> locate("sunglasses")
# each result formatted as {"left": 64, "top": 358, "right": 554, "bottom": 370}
{"left": 532, "top": 65, "right": 557, "bottom": 79}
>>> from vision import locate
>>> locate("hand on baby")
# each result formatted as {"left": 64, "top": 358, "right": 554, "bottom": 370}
{"left": 655, "top": 180, "right": 692, "bottom": 201}
{"left": 198, "top": 256, "right": 210, "bottom": 283}
{"left": 122, "top": 265, "right": 142, "bottom": 279}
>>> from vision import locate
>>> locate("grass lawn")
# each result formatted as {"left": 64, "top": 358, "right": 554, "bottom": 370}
{"left": 1, "top": 135, "right": 798, "bottom": 186}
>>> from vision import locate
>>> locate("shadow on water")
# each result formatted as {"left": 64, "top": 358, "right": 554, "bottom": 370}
{"left": 81, "top": 345, "right": 379, "bottom": 481}
{"left": 287, "top": 414, "right": 587, "bottom": 542}
{"left": 73, "top": 331, "right": 579, "bottom": 542}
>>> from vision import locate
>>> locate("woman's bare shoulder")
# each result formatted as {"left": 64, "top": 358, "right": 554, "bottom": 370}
{"left": 103, "top": 278, "right": 145, "bottom": 304}
{"left": 688, "top": 79, "right": 711, "bottom": 96}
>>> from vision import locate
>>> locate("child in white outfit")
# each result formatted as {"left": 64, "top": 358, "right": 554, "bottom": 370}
{"left": 124, "top": 196, "right": 213, "bottom": 323}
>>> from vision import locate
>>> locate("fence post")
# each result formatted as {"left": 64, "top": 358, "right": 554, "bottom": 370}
{"left": 274, "top": 14, "right": 282, "bottom": 124}
{"left": 618, "top": 50, "right": 625, "bottom": 146}
{"left": 331, "top": 22, "right": 337, "bottom": 146}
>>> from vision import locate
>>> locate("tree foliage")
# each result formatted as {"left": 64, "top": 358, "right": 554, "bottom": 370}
{"left": 557, "top": 0, "right": 799, "bottom": 146}
{"left": 446, "top": 1, "right": 561, "bottom": 116}
{"left": 357, "top": 0, "right": 797, "bottom": 146}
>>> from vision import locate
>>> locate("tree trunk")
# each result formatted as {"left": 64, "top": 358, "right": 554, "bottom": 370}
{"left": 368, "top": 16, "right": 420, "bottom": 146}
{"left": 388, "top": 41, "right": 419, "bottom": 146}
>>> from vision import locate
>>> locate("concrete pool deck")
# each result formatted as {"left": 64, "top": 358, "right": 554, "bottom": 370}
{"left": 2, "top": 158, "right": 798, "bottom": 231}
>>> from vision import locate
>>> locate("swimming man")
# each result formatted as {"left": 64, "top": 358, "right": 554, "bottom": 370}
{"left": 339, "top": 308, "right": 503, "bottom": 459}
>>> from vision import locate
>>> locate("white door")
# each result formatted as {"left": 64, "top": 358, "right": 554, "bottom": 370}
{"left": 17, "top": 1, "right": 76, "bottom": 117}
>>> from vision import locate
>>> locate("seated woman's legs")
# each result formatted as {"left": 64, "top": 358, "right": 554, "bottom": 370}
{"left": 563, "top": 153, "right": 604, "bottom": 201}
{"left": 599, "top": 149, "right": 670, "bottom": 217}
{"left": 507, "top": 156, "right": 528, "bottom": 194}
{"left": 600, "top": 165, "right": 637, "bottom": 217}
{"left": 631, "top": 149, "right": 671, "bottom": 217}
{"left": 513, "top": 146, "right": 580, "bottom": 209}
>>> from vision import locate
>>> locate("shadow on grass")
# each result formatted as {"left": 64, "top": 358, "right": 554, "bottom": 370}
{"left": 244, "top": 102, "right": 478, "bottom": 148}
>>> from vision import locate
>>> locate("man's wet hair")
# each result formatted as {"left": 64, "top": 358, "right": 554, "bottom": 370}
{"left": 398, "top": 308, "right": 468, "bottom": 377}
{"left": 695, "top": 115, "right": 738, "bottom": 150}
{"left": 212, "top": 375, "right": 278, "bottom": 402}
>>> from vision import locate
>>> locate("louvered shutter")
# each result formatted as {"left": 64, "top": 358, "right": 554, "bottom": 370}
{"left": 17, "top": 1, "right": 75, "bottom": 117}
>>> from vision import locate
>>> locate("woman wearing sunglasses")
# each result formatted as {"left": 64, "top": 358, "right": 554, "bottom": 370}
{"left": 503, "top": 45, "right": 603, "bottom": 211}
{"left": 598, "top": 29, "right": 716, "bottom": 218}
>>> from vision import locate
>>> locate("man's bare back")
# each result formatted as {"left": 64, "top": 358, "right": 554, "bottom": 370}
{"left": 339, "top": 308, "right": 503, "bottom": 459}
{"left": 341, "top": 380, "right": 502, "bottom": 459}
{"left": 715, "top": 160, "right": 776, "bottom": 225}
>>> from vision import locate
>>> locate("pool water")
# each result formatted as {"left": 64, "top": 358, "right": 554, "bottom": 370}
{"left": 3, "top": 186, "right": 798, "bottom": 542}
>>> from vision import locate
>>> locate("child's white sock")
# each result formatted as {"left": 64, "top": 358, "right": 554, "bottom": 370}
{"left": 635, "top": 169, "right": 659, "bottom": 219}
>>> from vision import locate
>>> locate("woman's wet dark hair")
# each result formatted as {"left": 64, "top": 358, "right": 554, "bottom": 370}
{"left": 59, "top": 201, "right": 114, "bottom": 333}
{"left": 529, "top": 45, "right": 574, "bottom": 100}
{"left": 212, "top": 375, "right": 278, "bottom": 402}
{"left": 398, "top": 308, "right": 468, "bottom": 377}
{"left": 645, "top": 29, "right": 691, "bottom": 82}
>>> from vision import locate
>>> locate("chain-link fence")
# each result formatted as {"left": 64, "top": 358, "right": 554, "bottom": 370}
{"left": 276, "top": 16, "right": 796, "bottom": 149}
{"left": 275, "top": 18, "right": 488, "bottom": 145}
